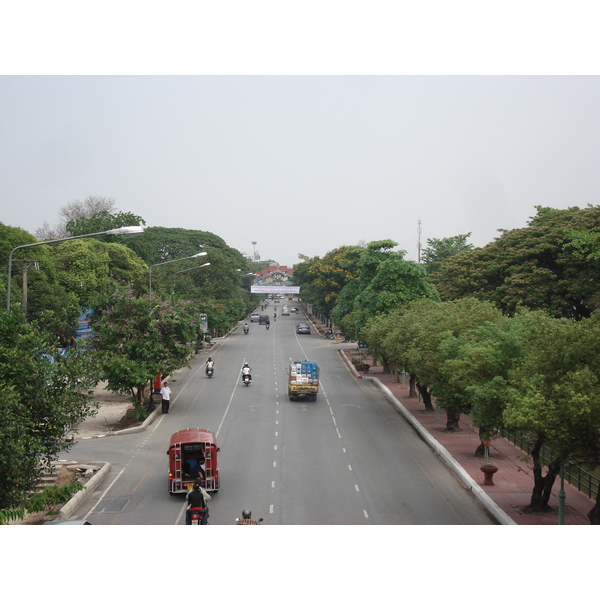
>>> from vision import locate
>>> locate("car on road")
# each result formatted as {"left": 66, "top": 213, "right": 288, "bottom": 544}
{"left": 290, "top": 306, "right": 299, "bottom": 313}
{"left": 282, "top": 307, "right": 290, "bottom": 316}
{"left": 296, "top": 323, "right": 310, "bottom": 334}
{"left": 259, "top": 315, "right": 270, "bottom": 325}
{"left": 250, "top": 313, "right": 260, "bottom": 322}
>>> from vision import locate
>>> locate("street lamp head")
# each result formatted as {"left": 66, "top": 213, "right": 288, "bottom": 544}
{"left": 105, "top": 225, "right": 145, "bottom": 238}
{"left": 192, "top": 252, "right": 208, "bottom": 258}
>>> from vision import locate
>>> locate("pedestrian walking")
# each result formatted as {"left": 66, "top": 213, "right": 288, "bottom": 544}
{"left": 161, "top": 381, "right": 172, "bottom": 414}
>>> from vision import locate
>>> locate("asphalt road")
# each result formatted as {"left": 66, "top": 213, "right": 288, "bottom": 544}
{"left": 59, "top": 299, "right": 495, "bottom": 525}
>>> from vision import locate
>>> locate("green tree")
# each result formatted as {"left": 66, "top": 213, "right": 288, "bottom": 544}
{"left": 50, "top": 239, "right": 110, "bottom": 307}
{"left": 294, "top": 247, "right": 363, "bottom": 323}
{"left": 353, "top": 245, "right": 439, "bottom": 330}
{"left": 0, "top": 311, "right": 97, "bottom": 509}
{"left": 382, "top": 298, "right": 502, "bottom": 421}
{"left": 92, "top": 287, "right": 199, "bottom": 417}
{"left": 360, "top": 311, "right": 405, "bottom": 377}
{"left": 431, "top": 205, "right": 600, "bottom": 319}
{"left": 1, "top": 222, "right": 76, "bottom": 326}
{"left": 502, "top": 311, "right": 600, "bottom": 512}
{"left": 421, "top": 233, "right": 473, "bottom": 274}
{"left": 434, "top": 313, "right": 528, "bottom": 452}
{"left": 66, "top": 209, "right": 146, "bottom": 239}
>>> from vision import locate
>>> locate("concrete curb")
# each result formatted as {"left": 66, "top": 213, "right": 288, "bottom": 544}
{"left": 58, "top": 461, "right": 111, "bottom": 520}
{"left": 338, "top": 350, "right": 517, "bottom": 525}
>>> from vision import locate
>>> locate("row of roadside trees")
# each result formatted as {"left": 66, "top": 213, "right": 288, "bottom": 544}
{"left": 0, "top": 199, "right": 258, "bottom": 518}
{"left": 294, "top": 205, "right": 600, "bottom": 522}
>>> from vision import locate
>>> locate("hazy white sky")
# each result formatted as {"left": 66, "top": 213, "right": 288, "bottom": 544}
{"left": 1, "top": 5, "right": 599, "bottom": 267}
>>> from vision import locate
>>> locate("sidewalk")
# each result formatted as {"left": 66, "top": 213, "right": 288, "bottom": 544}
{"left": 339, "top": 345, "right": 596, "bottom": 525}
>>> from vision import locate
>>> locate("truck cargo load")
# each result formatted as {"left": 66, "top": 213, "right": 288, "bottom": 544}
{"left": 288, "top": 361, "right": 319, "bottom": 401}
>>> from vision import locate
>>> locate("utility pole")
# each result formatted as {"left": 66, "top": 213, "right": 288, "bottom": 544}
{"left": 12, "top": 259, "right": 39, "bottom": 322}
{"left": 417, "top": 219, "right": 422, "bottom": 264}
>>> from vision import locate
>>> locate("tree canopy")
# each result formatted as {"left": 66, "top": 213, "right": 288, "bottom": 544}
{"left": 0, "top": 311, "right": 97, "bottom": 509}
{"left": 430, "top": 205, "right": 600, "bottom": 319}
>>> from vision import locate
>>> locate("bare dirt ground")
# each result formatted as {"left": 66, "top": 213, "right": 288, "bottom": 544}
{"left": 73, "top": 382, "right": 137, "bottom": 437}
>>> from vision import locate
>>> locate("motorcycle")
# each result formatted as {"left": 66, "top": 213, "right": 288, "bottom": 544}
{"left": 206, "top": 366, "right": 214, "bottom": 378}
{"left": 266, "top": 322, "right": 270, "bottom": 330}
{"left": 188, "top": 507, "right": 208, "bottom": 525}
{"left": 243, "top": 325, "right": 249, "bottom": 335}
{"left": 325, "top": 331, "right": 336, "bottom": 340}
{"left": 242, "top": 374, "right": 251, "bottom": 387}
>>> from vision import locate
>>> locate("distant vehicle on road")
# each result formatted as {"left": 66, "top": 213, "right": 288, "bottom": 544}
{"left": 259, "top": 315, "right": 270, "bottom": 325}
{"left": 296, "top": 323, "right": 310, "bottom": 334}
{"left": 282, "top": 307, "right": 290, "bottom": 316}
{"left": 250, "top": 313, "right": 260, "bottom": 322}
{"left": 290, "top": 306, "right": 299, "bottom": 313}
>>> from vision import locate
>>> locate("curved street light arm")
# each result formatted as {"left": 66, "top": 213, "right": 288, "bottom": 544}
{"left": 149, "top": 252, "right": 208, "bottom": 300}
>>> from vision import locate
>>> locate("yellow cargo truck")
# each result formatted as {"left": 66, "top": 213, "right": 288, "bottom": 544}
{"left": 288, "top": 361, "right": 319, "bottom": 401}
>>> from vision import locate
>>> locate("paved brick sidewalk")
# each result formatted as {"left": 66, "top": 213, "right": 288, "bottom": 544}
{"left": 340, "top": 346, "right": 596, "bottom": 525}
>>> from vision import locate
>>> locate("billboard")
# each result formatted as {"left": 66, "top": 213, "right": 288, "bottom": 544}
{"left": 251, "top": 285, "right": 300, "bottom": 295}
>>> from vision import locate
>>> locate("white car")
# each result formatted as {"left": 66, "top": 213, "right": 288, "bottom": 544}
{"left": 250, "top": 313, "right": 260, "bottom": 322}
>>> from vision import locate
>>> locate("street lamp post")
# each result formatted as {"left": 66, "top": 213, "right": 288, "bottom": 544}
{"left": 149, "top": 252, "right": 207, "bottom": 300}
{"left": 6, "top": 226, "right": 145, "bottom": 313}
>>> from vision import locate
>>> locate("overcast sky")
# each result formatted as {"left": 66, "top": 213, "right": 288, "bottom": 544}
{"left": 1, "top": 6, "right": 599, "bottom": 268}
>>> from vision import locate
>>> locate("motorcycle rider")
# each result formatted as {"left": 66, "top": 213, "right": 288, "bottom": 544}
{"left": 205, "top": 357, "right": 215, "bottom": 375}
{"left": 243, "top": 323, "right": 249, "bottom": 334}
{"left": 241, "top": 362, "right": 252, "bottom": 382}
{"left": 185, "top": 481, "right": 209, "bottom": 525}
{"left": 236, "top": 510, "right": 261, "bottom": 525}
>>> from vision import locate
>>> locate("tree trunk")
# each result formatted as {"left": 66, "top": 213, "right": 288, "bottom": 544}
{"left": 416, "top": 383, "right": 434, "bottom": 411}
{"left": 475, "top": 428, "right": 489, "bottom": 457}
{"left": 525, "top": 434, "right": 560, "bottom": 512}
{"left": 588, "top": 495, "right": 600, "bottom": 524}
{"left": 409, "top": 374, "right": 417, "bottom": 398}
{"left": 445, "top": 411, "right": 461, "bottom": 432}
